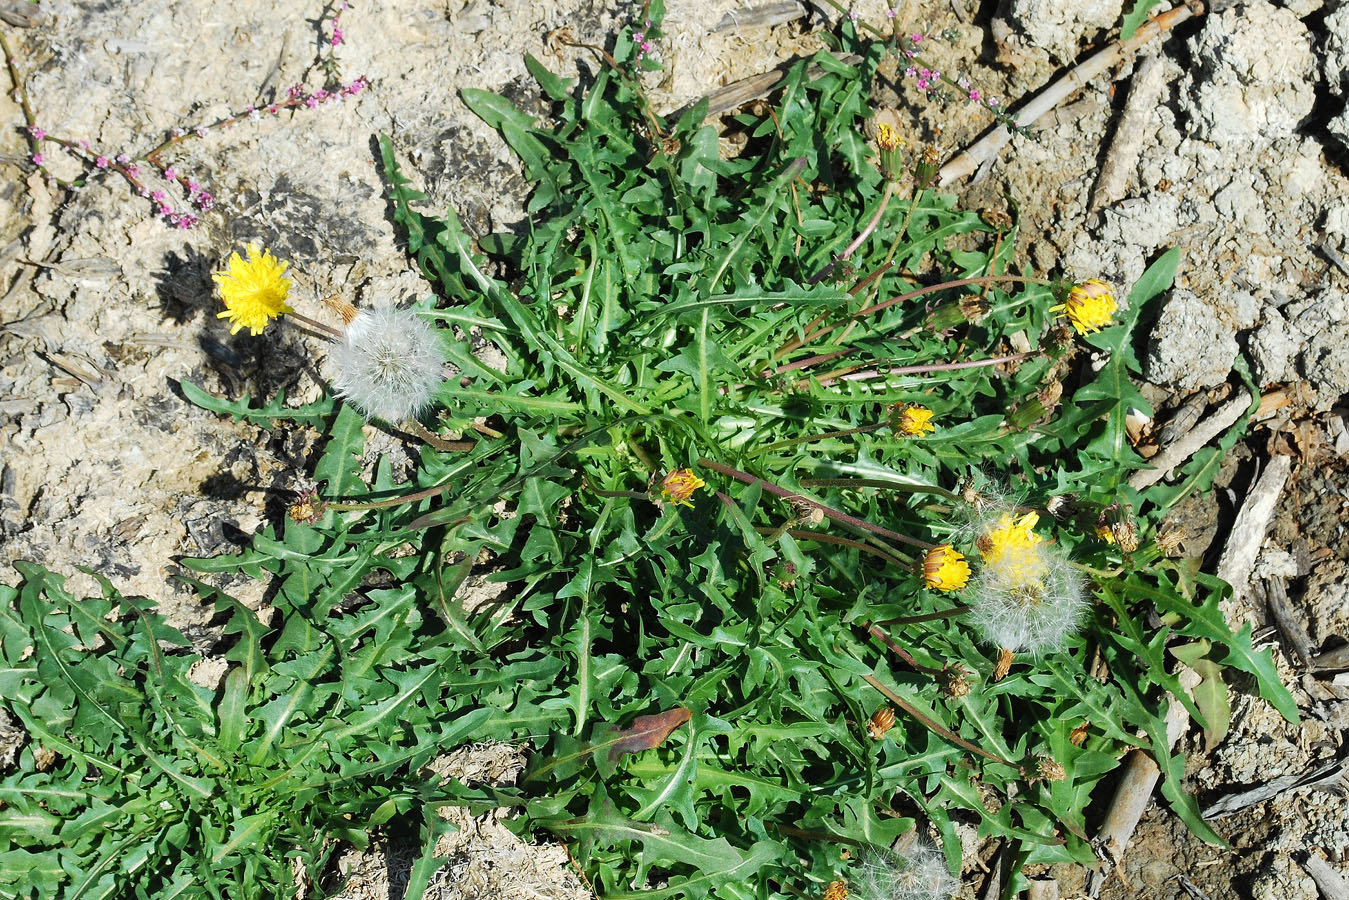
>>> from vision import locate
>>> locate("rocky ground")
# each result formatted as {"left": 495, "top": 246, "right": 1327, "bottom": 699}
{"left": 1, "top": 0, "right": 1347, "bottom": 898}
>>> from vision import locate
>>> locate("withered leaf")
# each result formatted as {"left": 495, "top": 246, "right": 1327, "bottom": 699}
{"left": 606, "top": 707, "right": 691, "bottom": 762}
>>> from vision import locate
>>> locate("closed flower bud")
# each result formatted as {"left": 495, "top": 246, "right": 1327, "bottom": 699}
{"left": 941, "top": 666, "right": 970, "bottom": 699}
{"left": 959, "top": 293, "right": 991, "bottom": 323}
{"left": 791, "top": 497, "right": 826, "bottom": 527}
{"left": 867, "top": 706, "right": 897, "bottom": 740}
{"left": 1036, "top": 756, "right": 1067, "bottom": 782}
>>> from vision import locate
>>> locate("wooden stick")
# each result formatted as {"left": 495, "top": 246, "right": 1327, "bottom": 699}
{"left": 1085, "top": 667, "right": 1201, "bottom": 897}
{"left": 1303, "top": 854, "right": 1349, "bottom": 900}
{"left": 1090, "top": 52, "right": 1168, "bottom": 210}
{"left": 938, "top": 2, "right": 1205, "bottom": 187}
{"left": 714, "top": 1, "right": 808, "bottom": 32}
{"left": 1215, "top": 454, "right": 1292, "bottom": 608}
{"left": 1127, "top": 389, "right": 1252, "bottom": 490}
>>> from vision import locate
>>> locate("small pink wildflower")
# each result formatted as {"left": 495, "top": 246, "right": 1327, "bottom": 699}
{"left": 988, "top": 97, "right": 999, "bottom": 107}
{"left": 187, "top": 179, "right": 201, "bottom": 194}
{"left": 849, "top": 10, "right": 859, "bottom": 23}
{"left": 969, "top": 89, "right": 981, "bottom": 101}
{"left": 28, "top": 125, "right": 46, "bottom": 140}
{"left": 195, "top": 126, "right": 208, "bottom": 137}
{"left": 331, "top": 26, "right": 344, "bottom": 46}
{"left": 173, "top": 127, "right": 186, "bottom": 137}
{"left": 268, "top": 104, "right": 279, "bottom": 114}
{"left": 640, "top": 40, "right": 653, "bottom": 52}
{"left": 126, "top": 164, "right": 140, "bottom": 178}
{"left": 287, "top": 84, "right": 305, "bottom": 100}
{"left": 31, "top": 152, "right": 43, "bottom": 165}
{"left": 116, "top": 153, "right": 130, "bottom": 164}
{"left": 151, "top": 189, "right": 166, "bottom": 202}
{"left": 158, "top": 203, "right": 173, "bottom": 216}
{"left": 911, "top": 32, "right": 923, "bottom": 42}
{"left": 95, "top": 156, "right": 109, "bottom": 168}
{"left": 163, "top": 167, "right": 177, "bottom": 180}
{"left": 196, "top": 192, "right": 215, "bottom": 210}
{"left": 886, "top": 7, "right": 896, "bottom": 17}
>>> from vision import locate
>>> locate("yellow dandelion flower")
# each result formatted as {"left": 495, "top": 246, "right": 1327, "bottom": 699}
{"left": 823, "top": 881, "right": 848, "bottom": 900}
{"left": 922, "top": 544, "right": 970, "bottom": 592}
{"left": 658, "top": 468, "right": 705, "bottom": 507}
{"left": 213, "top": 242, "right": 294, "bottom": 335}
{"left": 1095, "top": 523, "right": 1116, "bottom": 544}
{"left": 893, "top": 403, "right": 936, "bottom": 436}
{"left": 1050, "top": 278, "right": 1117, "bottom": 335}
{"left": 875, "top": 122, "right": 903, "bottom": 152}
{"left": 977, "top": 512, "right": 1046, "bottom": 585}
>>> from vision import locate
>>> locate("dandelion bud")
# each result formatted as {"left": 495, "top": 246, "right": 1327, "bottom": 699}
{"left": 1155, "top": 528, "right": 1184, "bottom": 556}
{"left": 993, "top": 647, "right": 1014, "bottom": 682}
{"left": 288, "top": 484, "right": 327, "bottom": 524}
{"left": 1035, "top": 756, "right": 1067, "bottom": 782}
{"left": 1070, "top": 721, "right": 1090, "bottom": 746}
{"left": 922, "top": 545, "right": 970, "bottom": 592}
{"left": 914, "top": 144, "right": 941, "bottom": 188}
{"left": 867, "top": 706, "right": 897, "bottom": 740}
{"left": 1050, "top": 278, "right": 1117, "bottom": 335}
{"left": 329, "top": 306, "right": 447, "bottom": 423}
{"left": 791, "top": 497, "right": 826, "bottom": 527}
{"left": 941, "top": 665, "right": 970, "bottom": 699}
{"left": 958, "top": 294, "right": 991, "bottom": 323}
{"left": 871, "top": 109, "right": 906, "bottom": 182}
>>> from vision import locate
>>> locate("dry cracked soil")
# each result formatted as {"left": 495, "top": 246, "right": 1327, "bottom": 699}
{"left": 2, "top": 0, "right": 1349, "bottom": 898}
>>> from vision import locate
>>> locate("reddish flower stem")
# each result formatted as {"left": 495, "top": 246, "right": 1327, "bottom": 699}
{"left": 776, "top": 274, "right": 1053, "bottom": 359}
{"left": 697, "top": 457, "right": 935, "bottom": 550}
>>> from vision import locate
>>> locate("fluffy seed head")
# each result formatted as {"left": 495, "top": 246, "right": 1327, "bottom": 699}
{"left": 854, "top": 839, "right": 958, "bottom": 900}
{"left": 328, "top": 306, "right": 446, "bottom": 423}
{"left": 969, "top": 508, "right": 1087, "bottom": 656}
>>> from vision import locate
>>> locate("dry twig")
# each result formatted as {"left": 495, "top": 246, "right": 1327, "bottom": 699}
{"left": 1127, "top": 390, "right": 1252, "bottom": 490}
{"left": 1303, "top": 854, "right": 1349, "bottom": 900}
{"left": 938, "top": 2, "right": 1205, "bottom": 186}
{"left": 1086, "top": 667, "right": 1201, "bottom": 897}
{"left": 1215, "top": 454, "right": 1292, "bottom": 607}
{"left": 1091, "top": 52, "right": 1168, "bottom": 210}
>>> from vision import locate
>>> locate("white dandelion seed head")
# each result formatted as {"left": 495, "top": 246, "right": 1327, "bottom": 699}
{"left": 855, "top": 838, "right": 959, "bottom": 900}
{"left": 968, "top": 531, "right": 1087, "bottom": 656}
{"left": 328, "top": 306, "right": 446, "bottom": 423}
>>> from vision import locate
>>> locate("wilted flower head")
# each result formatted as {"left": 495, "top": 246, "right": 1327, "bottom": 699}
{"left": 657, "top": 468, "right": 705, "bottom": 507}
{"left": 328, "top": 306, "right": 446, "bottom": 422}
{"left": 969, "top": 508, "right": 1086, "bottom": 655}
{"left": 213, "top": 242, "right": 294, "bottom": 335}
{"left": 854, "top": 838, "right": 958, "bottom": 900}
{"left": 824, "top": 880, "right": 849, "bottom": 900}
{"left": 1052, "top": 279, "right": 1117, "bottom": 335}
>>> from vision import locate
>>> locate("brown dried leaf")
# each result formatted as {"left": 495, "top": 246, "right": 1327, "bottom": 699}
{"left": 606, "top": 707, "right": 692, "bottom": 762}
